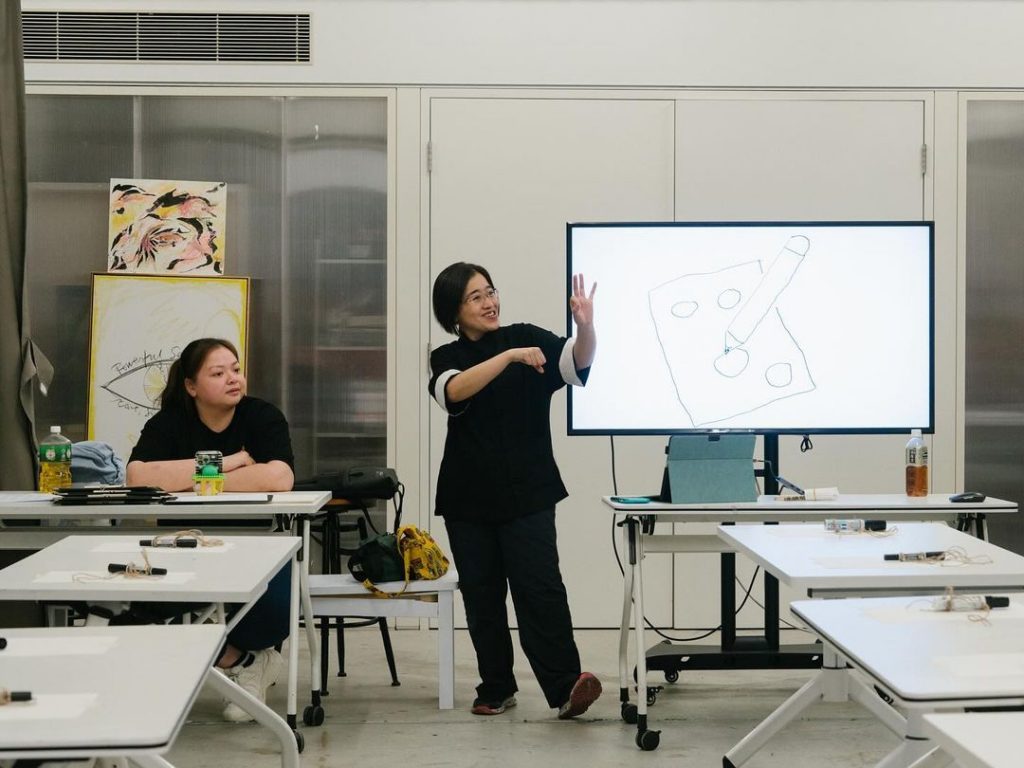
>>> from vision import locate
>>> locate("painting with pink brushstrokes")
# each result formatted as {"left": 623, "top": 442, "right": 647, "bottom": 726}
{"left": 107, "top": 179, "right": 226, "bottom": 275}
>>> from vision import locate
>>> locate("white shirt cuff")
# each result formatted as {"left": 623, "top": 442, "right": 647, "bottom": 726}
{"left": 559, "top": 339, "right": 584, "bottom": 387}
{"left": 432, "top": 369, "right": 461, "bottom": 412}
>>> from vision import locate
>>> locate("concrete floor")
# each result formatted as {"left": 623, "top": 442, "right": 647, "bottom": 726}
{"left": 167, "top": 628, "right": 899, "bottom": 768}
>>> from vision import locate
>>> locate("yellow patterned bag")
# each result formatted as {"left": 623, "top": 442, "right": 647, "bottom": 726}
{"left": 398, "top": 524, "right": 449, "bottom": 581}
{"left": 361, "top": 524, "right": 449, "bottom": 598}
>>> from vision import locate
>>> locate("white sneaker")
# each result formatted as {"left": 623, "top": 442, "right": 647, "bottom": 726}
{"left": 222, "top": 648, "right": 285, "bottom": 723}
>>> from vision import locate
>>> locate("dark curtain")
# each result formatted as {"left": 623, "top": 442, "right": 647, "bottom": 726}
{"left": 0, "top": 3, "right": 43, "bottom": 490}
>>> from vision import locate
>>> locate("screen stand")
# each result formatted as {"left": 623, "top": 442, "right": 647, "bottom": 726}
{"left": 645, "top": 434, "right": 821, "bottom": 679}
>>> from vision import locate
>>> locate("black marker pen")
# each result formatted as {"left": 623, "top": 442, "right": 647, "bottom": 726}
{"left": 883, "top": 551, "right": 945, "bottom": 562}
{"left": 108, "top": 563, "right": 168, "bottom": 575}
{"left": 139, "top": 538, "right": 198, "bottom": 548}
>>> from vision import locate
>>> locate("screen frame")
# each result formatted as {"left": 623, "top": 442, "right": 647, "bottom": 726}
{"left": 566, "top": 220, "right": 935, "bottom": 437}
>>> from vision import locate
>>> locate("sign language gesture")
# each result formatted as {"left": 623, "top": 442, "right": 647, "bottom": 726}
{"left": 570, "top": 273, "right": 597, "bottom": 328}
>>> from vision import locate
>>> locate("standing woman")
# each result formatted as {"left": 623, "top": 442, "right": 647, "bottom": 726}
{"left": 126, "top": 337, "right": 294, "bottom": 722}
{"left": 429, "top": 262, "right": 601, "bottom": 718}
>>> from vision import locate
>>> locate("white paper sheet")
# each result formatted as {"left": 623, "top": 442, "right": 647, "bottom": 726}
{"left": 933, "top": 653, "right": 1024, "bottom": 678}
{"left": 0, "top": 693, "right": 97, "bottom": 721}
{"left": 34, "top": 570, "right": 196, "bottom": 585}
{"left": 91, "top": 541, "right": 233, "bottom": 554}
{"left": 0, "top": 492, "right": 55, "bottom": 503}
{"left": 165, "top": 493, "right": 271, "bottom": 504}
{"left": 2, "top": 636, "right": 119, "bottom": 657}
{"left": 811, "top": 556, "right": 902, "bottom": 570}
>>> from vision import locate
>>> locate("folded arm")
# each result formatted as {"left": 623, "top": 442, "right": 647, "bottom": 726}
{"left": 126, "top": 451, "right": 294, "bottom": 492}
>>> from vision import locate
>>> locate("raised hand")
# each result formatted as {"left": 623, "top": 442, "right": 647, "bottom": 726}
{"left": 570, "top": 273, "right": 597, "bottom": 327}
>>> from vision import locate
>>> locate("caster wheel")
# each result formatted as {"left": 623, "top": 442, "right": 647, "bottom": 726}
{"left": 646, "top": 690, "right": 658, "bottom": 706}
{"left": 293, "top": 729, "right": 305, "bottom": 753}
{"left": 303, "top": 704, "right": 325, "bottom": 726}
{"left": 636, "top": 729, "right": 661, "bottom": 751}
{"left": 621, "top": 702, "right": 638, "bottom": 724}
{"left": 664, "top": 670, "right": 679, "bottom": 684}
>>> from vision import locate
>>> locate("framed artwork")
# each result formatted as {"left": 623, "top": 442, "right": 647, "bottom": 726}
{"left": 87, "top": 273, "right": 249, "bottom": 462}
{"left": 108, "top": 178, "right": 226, "bottom": 274}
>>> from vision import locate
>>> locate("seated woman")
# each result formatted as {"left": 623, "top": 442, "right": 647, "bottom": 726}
{"left": 126, "top": 337, "right": 295, "bottom": 722}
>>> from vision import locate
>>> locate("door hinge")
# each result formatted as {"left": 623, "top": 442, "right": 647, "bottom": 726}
{"left": 921, "top": 144, "right": 928, "bottom": 176}
{"left": 426, "top": 140, "right": 433, "bottom": 174}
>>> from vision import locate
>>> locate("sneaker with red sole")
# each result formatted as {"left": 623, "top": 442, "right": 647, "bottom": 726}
{"left": 471, "top": 695, "right": 517, "bottom": 716}
{"left": 557, "top": 672, "right": 602, "bottom": 719}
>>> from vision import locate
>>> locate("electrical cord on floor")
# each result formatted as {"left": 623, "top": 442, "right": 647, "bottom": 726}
{"left": 610, "top": 437, "right": 766, "bottom": 642}
{"left": 737, "top": 582, "right": 815, "bottom": 634}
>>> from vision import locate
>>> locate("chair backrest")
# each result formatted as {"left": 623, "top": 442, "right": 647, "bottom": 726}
{"left": 294, "top": 466, "right": 404, "bottom": 531}
{"left": 293, "top": 467, "right": 399, "bottom": 500}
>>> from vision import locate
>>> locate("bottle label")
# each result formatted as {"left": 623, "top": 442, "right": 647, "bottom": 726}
{"left": 905, "top": 446, "right": 928, "bottom": 466}
{"left": 40, "top": 444, "right": 72, "bottom": 462}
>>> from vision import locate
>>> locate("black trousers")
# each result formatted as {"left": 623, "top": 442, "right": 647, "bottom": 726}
{"left": 445, "top": 507, "right": 581, "bottom": 708}
{"left": 114, "top": 562, "right": 291, "bottom": 653}
{"left": 227, "top": 562, "right": 291, "bottom": 651}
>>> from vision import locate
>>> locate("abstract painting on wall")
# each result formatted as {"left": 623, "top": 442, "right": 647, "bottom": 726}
{"left": 88, "top": 273, "right": 249, "bottom": 461}
{"left": 108, "top": 178, "right": 226, "bottom": 275}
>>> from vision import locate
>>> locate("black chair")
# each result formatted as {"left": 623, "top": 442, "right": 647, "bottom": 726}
{"left": 294, "top": 469, "right": 404, "bottom": 694}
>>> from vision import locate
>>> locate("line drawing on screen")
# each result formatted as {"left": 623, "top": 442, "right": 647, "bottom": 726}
{"left": 649, "top": 235, "right": 816, "bottom": 426}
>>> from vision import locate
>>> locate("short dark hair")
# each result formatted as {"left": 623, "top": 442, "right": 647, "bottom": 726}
{"left": 432, "top": 262, "right": 494, "bottom": 335}
{"left": 160, "top": 337, "right": 240, "bottom": 413}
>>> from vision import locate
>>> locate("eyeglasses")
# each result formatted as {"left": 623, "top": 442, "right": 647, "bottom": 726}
{"left": 462, "top": 287, "right": 499, "bottom": 306}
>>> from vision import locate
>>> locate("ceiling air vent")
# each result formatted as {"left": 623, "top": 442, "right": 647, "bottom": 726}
{"left": 22, "top": 11, "right": 311, "bottom": 63}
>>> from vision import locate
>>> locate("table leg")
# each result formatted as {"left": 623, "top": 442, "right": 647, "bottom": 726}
{"left": 763, "top": 572, "right": 780, "bottom": 649}
{"left": 725, "top": 644, "right": 909, "bottom": 768}
{"left": 298, "top": 517, "right": 323, "bottom": 724}
{"left": 131, "top": 755, "right": 178, "bottom": 768}
{"left": 629, "top": 516, "right": 660, "bottom": 750}
{"left": 724, "top": 671, "right": 826, "bottom": 767}
{"left": 286, "top": 551, "right": 300, "bottom": 732}
{"left": 438, "top": 589, "right": 455, "bottom": 709}
{"left": 207, "top": 667, "right": 300, "bottom": 768}
{"left": 873, "top": 710, "right": 935, "bottom": 768}
{"left": 721, "top": 550, "right": 737, "bottom": 649}
{"left": 848, "top": 675, "right": 907, "bottom": 736}
{"left": 617, "top": 517, "right": 634, "bottom": 710}
{"left": 904, "top": 748, "right": 955, "bottom": 768}
{"left": 205, "top": 667, "right": 299, "bottom": 768}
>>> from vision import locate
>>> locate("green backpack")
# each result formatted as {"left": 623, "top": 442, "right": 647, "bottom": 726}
{"left": 346, "top": 533, "right": 405, "bottom": 584}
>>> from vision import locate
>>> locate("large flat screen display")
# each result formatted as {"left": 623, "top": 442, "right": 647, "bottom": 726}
{"left": 567, "top": 221, "right": 934, "bottom": 435}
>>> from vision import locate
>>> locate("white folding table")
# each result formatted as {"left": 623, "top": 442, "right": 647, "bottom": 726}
{"left": 789, "top": 596, "right": 1024, "bottom": 768}
{"left": 0, "top": 489, "right": 332, "bottom": 738}
{"left": 915, "top": 712, "right": 1024, "bottom": 768}
{"left": 0, "top": 624, "right": 224, "bottom": 767}
{"left": 607, "top": 494, "right": 1017, "bottom": 750}
{"left": 717, "top": 522, "right": 1024, "bottom": 768}
{"left": 0, "top": 534, "right": 302, "bottom": 768}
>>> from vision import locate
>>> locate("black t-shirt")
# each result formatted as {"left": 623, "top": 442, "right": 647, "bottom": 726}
{"left": 428, "top": 323, "right": 589, "bottom": 522}
{"left": 129, "top": 395, "right": 294, "bottom": 469}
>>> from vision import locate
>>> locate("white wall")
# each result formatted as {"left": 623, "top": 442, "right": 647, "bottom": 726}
{"left": 23, "top": 0, "right": 1024, "bottom": 89}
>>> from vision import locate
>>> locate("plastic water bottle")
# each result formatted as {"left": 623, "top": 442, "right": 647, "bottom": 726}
{"left": 905, "top": 429, "right": 928, "bottom": 497}
{"left": 38, "top": 426, "right": 72, "bottom": 493}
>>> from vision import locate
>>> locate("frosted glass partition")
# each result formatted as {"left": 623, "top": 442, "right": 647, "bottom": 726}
{"left": 24, "top": 94, "right": 388, "bottom": 480}
{"left": 964, "top": 99, "right": 1024, "bottom": 554}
